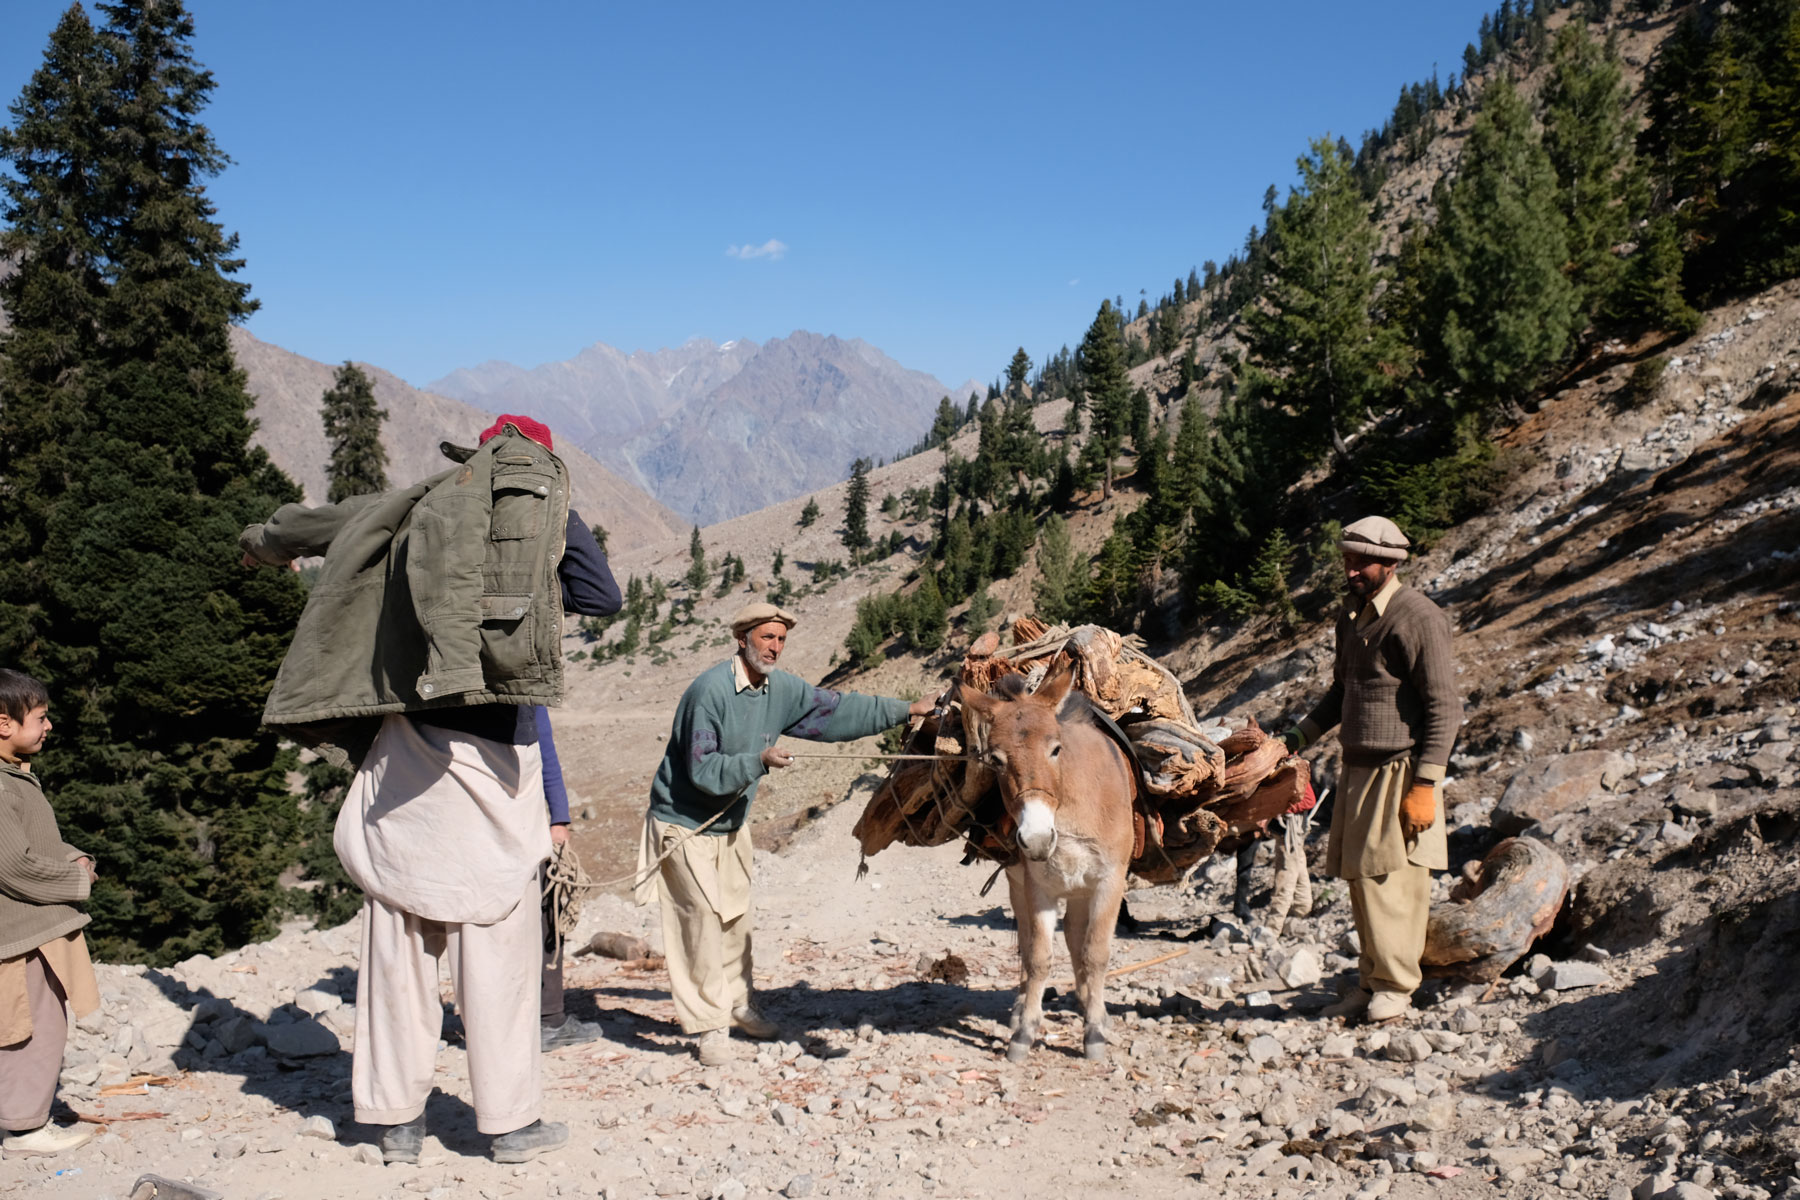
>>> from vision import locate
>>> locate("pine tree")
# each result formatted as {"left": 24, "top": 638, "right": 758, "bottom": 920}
{"left": 1076, "top": 300, "right": 1131, "bottom": 498}
{"left": 798, "top": 497, "right": 821, "bottom": 527}
{"left": 1005, "top": 348, "right": 1032, "bottom": 400}
{"left": 1426, "top": 74, "right": 1581, "bottom": 415}
{"left": 1240, "top": 137, "right": 1409, "bottom": 467}
{"left": 928, "top": 395, "right": 959, "bottom": 447}
{"left": 320, "top": 362, "right": 389, "bottom": 502}
{"left": 1086, "top": 521, "right": 1139, "bottom": 626}
{"left": 0, "top": 0, "right": 312, "bottom": 962}
{"left": 1032, "top": 515, "right": 1082, "bottom": 623}
{"left": 1542, "top": 21, "right": 1637, "bottom": 318}
{"left": 910, "top": 572, "right": 948, "bottom": 652}
{"left": 842, "top": 458, "right": 872, "bottom": 554}
{"left": 685, "top": 525, "right": 708, "bottom": 591}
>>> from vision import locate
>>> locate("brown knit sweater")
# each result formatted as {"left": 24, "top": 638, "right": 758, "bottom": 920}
{"left": 0, "top": 761, "right": 91, "bottom": 962}
{"left": 1299, "top": 584, "right": 1461, "bottom": 778}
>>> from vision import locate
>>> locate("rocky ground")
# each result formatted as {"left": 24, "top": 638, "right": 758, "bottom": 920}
{"left": 10, "top": 734, "right": 1799, "bottom": 1200}
{"left": 9, "top": 261, "right": 1799, "bottom": 1200}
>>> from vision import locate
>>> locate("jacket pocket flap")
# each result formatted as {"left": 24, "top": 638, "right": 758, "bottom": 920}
{"left": 479, "top": 593, "right": 535, "bottom": 621}
{"left": 492, "top": 469, "right": 556, "bottom": 497}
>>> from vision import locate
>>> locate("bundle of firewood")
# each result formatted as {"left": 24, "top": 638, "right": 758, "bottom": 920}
{"left": 853, "top": 617, "right": 1311, "bottom": 885}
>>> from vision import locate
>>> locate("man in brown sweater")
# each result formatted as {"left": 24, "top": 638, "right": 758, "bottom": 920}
{"left": 0, "top": 668, "right": 101, "bottom": 1156}
{"left": 1282, "top": 516, "right": 1460, "bottom": 1023}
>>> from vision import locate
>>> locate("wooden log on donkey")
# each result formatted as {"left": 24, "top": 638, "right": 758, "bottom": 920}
{"left": 958, "top": 659, "right": 1137, "bottom": 1063}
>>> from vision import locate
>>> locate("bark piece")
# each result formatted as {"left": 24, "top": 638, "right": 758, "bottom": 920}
{"left": 1423, "top": 837, "right": 1569, "bottom": 983}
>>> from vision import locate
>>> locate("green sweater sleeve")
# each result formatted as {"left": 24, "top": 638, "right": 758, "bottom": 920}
{"left": 782, "top": 683, "right": 911, "bottom": 743}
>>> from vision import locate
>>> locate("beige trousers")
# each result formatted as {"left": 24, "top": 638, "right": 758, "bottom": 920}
{"left": 653, "top": 818, "right": 755, "bottom": 1035}
{"left": 1266, "top": 812, "right": 1314, "bottom": 934}
{"left": 0, "top": 953, "right": 66, "bottom": 1131}
{"left": 1348, "top": 865, "right": 1431, "bottom": 996}
{"left": 352, "top": 874, "right": 542, "bottom": 1135}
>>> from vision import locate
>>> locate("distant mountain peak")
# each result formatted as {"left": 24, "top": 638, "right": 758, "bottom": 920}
{"left": 429, "top": 331, "right": 972, "bottom": 524}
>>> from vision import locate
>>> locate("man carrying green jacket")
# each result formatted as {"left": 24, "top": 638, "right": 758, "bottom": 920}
{"left": 638, "top": 602, "right": 935, "bottom": 1065}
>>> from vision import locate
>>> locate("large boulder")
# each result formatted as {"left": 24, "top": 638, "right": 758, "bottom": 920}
{"left": 1492, "top": 751, "right": 1627, "bottom": 835}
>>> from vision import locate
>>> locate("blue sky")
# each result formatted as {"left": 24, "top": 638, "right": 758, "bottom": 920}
{"left": 3, "top": 1, "right": 1499, "bottom": 392}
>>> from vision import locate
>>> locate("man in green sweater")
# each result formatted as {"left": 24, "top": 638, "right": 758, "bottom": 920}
{"left": 1281, "top": 516, "right": 1460, "bottom": 1024}
{"left": 638, "top": 602, "right": 934, "bottom": 1064}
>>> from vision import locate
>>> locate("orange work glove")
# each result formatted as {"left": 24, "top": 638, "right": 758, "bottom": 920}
{"left": 1400, "top": 781, "right": 1438, "bottom": 838}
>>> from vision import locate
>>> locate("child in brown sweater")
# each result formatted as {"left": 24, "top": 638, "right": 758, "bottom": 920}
{"left": 0, "top": 668, "right": 101, "bottom": 1157}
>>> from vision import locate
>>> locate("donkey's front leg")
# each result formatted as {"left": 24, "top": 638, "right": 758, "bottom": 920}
{"left": 1073, "top": 877, "right": 1127, "bottom": 1061}
{"left": 1005, "top": 867, "right": 1056, "bottom": 1063}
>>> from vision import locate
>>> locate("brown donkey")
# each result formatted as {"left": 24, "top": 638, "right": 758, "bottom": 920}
{"left": 960, "top": 660, "right": 1137, "bottom": 1062}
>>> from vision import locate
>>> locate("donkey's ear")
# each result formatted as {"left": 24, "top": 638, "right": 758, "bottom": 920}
{"left": 1033, "top": 656, "right": 1076, "bottom": 710}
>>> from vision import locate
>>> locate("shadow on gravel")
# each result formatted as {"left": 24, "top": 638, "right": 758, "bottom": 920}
{"left": 137, "top": 965, "right": 486, "bottom": 1154}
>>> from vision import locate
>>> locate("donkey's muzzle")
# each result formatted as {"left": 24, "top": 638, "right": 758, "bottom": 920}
{"left": 1015, "top": 797, "right": 1057, "bottom": 861}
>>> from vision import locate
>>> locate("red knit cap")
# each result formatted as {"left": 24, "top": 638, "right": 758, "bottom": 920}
{"left": 478, "top": 414, "right": 554, "bottom": 451}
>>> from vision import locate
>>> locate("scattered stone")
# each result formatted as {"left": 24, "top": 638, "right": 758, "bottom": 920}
{"left": 1276, "top": 947, "right": 1323, "bottom": 990}
{"left": 771, "top": 1102, "right": 802, "bottom": 1129}
{"left": 215, "top": 1014, "right": 258, "bottom": 1055}
{"left": 1485, "top": 1146, "right": 1547, "bottom": 1170}
{"left": 1385, "top": 1031, "right": 1433, "bottom": 1063}
{"left": 1246, "top": 1034, "right": 1283, "bottom": 1065}
{"left": 1321, "top": 1032, "right": 1357, "bottom": 1058}
{"left": 1449, "top": 1008, "right": 1483, "bottom": 1035}
{"left": 297, "top": 1115, "right": 335, "bottom": 1141}
{"left": 351, "top": 1143, "right": 384, "bottom": 1166}
{"left": 783, "top": 1174, "right": 815, "bottom": 1198}
{"left": 261, "top": 1020, "right": 340, "bottom": 1058}
{"left": 1360, "top": 1079, "right": 1418, "bottom": 1110}
{"left": 294, "top": 988, "right": 342, "bottom": 1016}
{"left": 215, "top": 1134, "right": 248, "bottom": 1159}
{"left": 1494, "top": 752, "right": 1628, "bottom": 835}
{"left": 1545, "top": 961, "right": 1610, "bottom": 992}
{"left": 1408, "top": 1095, "right": 1455, "bottom": 1132}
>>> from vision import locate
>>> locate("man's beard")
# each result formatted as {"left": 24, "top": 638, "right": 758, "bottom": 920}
{"left": 740, "top": 644, "right": 780, "bottom": 675}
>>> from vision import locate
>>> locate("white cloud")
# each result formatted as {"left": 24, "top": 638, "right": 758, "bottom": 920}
{"left": 1067, "top": 278, "right": 1080, "bottom": 287}
{"left": 726, "top": 239, "right": 788, "bottom": 261}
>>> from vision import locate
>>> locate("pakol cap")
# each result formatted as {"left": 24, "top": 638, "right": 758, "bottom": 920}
{"left": 479, "top": 414, "right": 554, "bottom": 451}
{"left": 1340, "top": 515, "right": 1410, "bottom": 563}
{"left": 730, "top": 601, "right": 799, "bottom": 637}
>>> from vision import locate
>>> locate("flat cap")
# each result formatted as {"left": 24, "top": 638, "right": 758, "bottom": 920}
{"left": 729, "top": 601, "right": 800, "bottom": 637}
{"left": 1340, "top": 515, "right": 1410, "bottom": 562}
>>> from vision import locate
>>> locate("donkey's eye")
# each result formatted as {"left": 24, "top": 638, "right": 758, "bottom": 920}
{"left": 1048, "top": 742, "right": 1062, "bottom": 759}
{"left": 987, "top": 749, "right": 1007, "bottom": 768}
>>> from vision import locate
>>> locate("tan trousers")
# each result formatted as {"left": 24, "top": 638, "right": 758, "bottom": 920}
{"left": 352, "top": 874, "right": 542, "bottom": 1135}
{"left": 1266, "top": 812, "right": 1314, "bottom": 934}
{"left": 0, "top": 953, "right": 66, "bottom": 1131}
{"left": 654, "top": 819, "right": 755, "bottom": 1035}
{"left": 1348, "top": 865, "right": 1431, "bottom": 996}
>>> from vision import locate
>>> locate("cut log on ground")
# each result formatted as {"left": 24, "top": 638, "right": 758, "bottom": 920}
{"left": 1422, "top": 837, "right": 1570, "bottom": 983}
{"left": 572, "top": 931, "right": 654, "bottom": 961}
{"left": 855, "top": 617, "right": 1308, "bottom": 886}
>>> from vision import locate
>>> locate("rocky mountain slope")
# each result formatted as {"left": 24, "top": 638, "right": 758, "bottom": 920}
{"left": 430, "top": 330, "right": 983, "bottom": 525}
{"left": 230, "top": 328, "right": 688, "bottom": 552}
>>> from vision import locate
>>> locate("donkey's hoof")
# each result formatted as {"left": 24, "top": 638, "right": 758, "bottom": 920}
{"left": 1083, "top": 1030, "right": 1109, "bottom": 1061}
{"left": 1005, "top": 1037, "right": 1032, "bottom": 1064}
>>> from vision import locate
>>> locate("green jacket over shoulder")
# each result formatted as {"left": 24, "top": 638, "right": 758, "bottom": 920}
{"left": 649, "top": 660, "right": 912, "bottom": 834}
{"left": 0, "top": 762, "right": 91, "bottom": 962}
{"left": 239, "top": 428, "right": 570, "bottom": 764}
